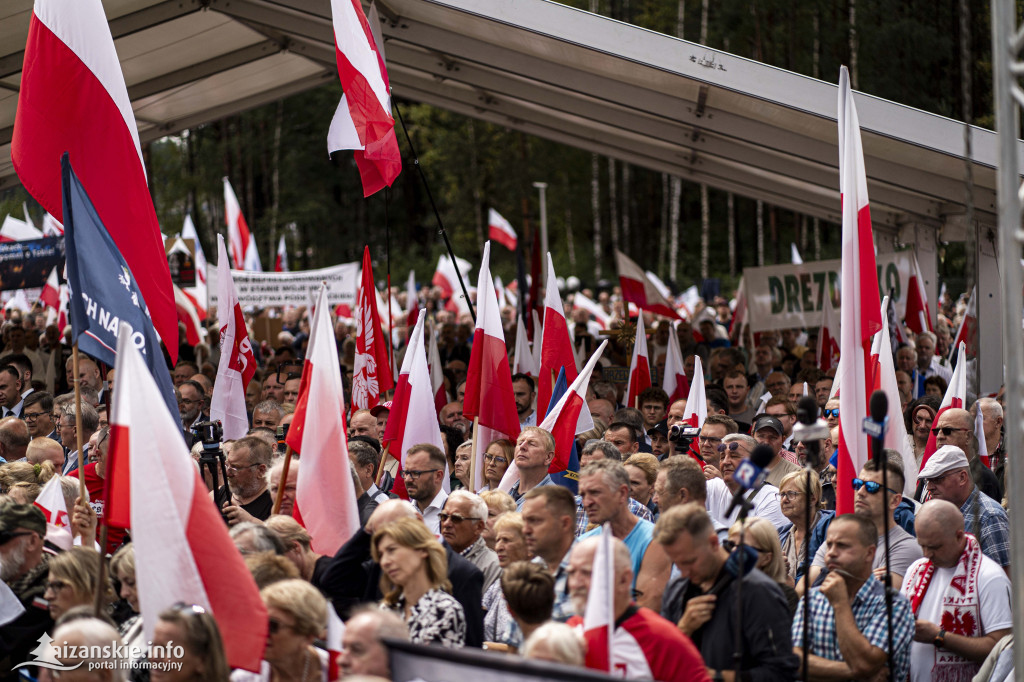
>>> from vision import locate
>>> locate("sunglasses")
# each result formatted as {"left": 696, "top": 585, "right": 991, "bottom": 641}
{"left": 851, "top": 478, "right": 899, "bottom": 495}
{"left": 716, "top": 442, "right": 743, "bottom": 453}
{"left": 438, "top": 512, "right": 481, "bottom": 524}
{"left": 823, "top": 408, "right": 840, "bottom": 418}
{"left": 931, "top": 426, "right": 969, "bottom": 436}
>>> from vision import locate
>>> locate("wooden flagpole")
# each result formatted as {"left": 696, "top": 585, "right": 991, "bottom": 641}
{"left": 271, "top": 445, "right": 294, "bottom": 515}
{"left": 71, "top": 343, "right": 87, "bottom": 502}
{"left": 470, "top": 416, "right": 480, "bottom": 492}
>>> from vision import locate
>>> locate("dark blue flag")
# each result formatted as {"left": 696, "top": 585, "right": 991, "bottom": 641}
{"left": 61, "top": 154, "right": 179, "bottom": 421}
{"left": 546, "top": 367, "right": 580, "bottom": 494}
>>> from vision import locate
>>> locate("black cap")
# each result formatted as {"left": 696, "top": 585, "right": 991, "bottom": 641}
{"left": 752, "top": 414, "right": 784, "bottom": 436}
{"left": 647, "top": 420, "right": 668, "bottom": 438}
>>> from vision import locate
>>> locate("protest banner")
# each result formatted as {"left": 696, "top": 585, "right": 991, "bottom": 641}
{"left": 0, "top": 237, "right": 65, "bottom": 291}
{"left": 206, "top": 262, "right": 359, "bottom": 310}
{"left": 744, "top": 249, "right": 915, "bottom": 332}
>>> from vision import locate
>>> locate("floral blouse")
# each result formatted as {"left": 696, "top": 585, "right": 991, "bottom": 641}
{"left": 382, "top": 588, "right": 466, "bottom": 648}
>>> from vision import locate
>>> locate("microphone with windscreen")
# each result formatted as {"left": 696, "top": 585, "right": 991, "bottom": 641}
{"left": 725, "top": 444, "right": 775, "bottom": 518}
{"left": 793, "top": 395, "right": 830, "bottom": 469}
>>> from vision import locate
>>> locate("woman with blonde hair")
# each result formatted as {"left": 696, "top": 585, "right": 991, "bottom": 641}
{"left": 109, "top": 543, "right": 147, "bottom": 666}
{"left": 776, "top": 469, "right": 833, "bottom": 583}
{"left": 482, "top": 438, "right": 514, "bottom": 491}
{"left": 482, "top": 512, "right": 529, "bottom": 647}
{"left": 372, "top": 517, "right": 465, "bottom": 647}
{"left": 479, "top": 489, "right": 515, "bottom": 549}
{"left": 452, "top": 439, "right": 473, "bottom": 490}
{"left": 0, "top": 460, "right": 56, "bottom": 496}
{"left": 44, "top": 547, "right": 114, "bottom": 622}
{"left": 154, "top": 603, "right": 230, "bottom": 682}
{"left": 729, "top": 517, "right": 798, "bottom": 614}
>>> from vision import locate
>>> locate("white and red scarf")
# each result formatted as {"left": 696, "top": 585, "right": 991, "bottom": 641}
{"left": 905, "top": 533, "right": 984, "bottom": 682}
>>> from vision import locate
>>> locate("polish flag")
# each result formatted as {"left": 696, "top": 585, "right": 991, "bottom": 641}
{"left": 326, "top": 0, "right": 401, "bottom": 197}
{"left": 405, "top": 270, "right": 419, "bottom": 329}
{"left": 463, "top": 242, "right": 521, "bottom": 490}
{"left": 488, "top": 208, "right": 518, "bottom": 251}
{"left": 174, "top": 284, "right": 205, "bottom": 347}
{"left": 614, "top": 249, "right": 682, "bottom": 321}
{"left": 382, "top": 311, "right": 447, "bottom": 497}
{"left": 948, "top": 288, "right": 977, "bottom": 362}
{"left": 181, "top": 214, "right": 208, "bottom": 313}
{"left": 572, "top": 292, "right": 612, "bottom": 329}
{"left": 12, "top": 0, "right": 178, "bottom": 362}
{"left": 583, "top": 524, "right": 615, "bottom": 673}
{"left": 531, "top": 309, "right": 544, "bottom": 375}
{"left": 41, "top": 213, "right": 63, "bottom": 237}
{"left": 352, "top": 247, "right": 394, "bottom": 409}
{"left": 211, "top": 235, "right": 257, "bottom": 440}
{"left": 729, "top": 278, "right": 748, "bottom": 346}
{"left": 223, "top": 178, "right": 262, "bottom": 271}
{"left": 835, "top": 67, "right": 883, "bottom": 515}
{"left": 39, "top": 266, "right": 60, "bottom": 310}
{"left": 426, "top": 321, "right": 447, "bottom": 416}
{"left": 539, "top": 254, "right": 577, "bottom": 416}
{"left": 56, "top": 283, "right": 69, "bottom": 333}
{"left": 0, "top": 215, "right": 43, "bottom": 242}
{"left": 974, "top": 407, "right": 989, "bottom": 469}
{"left": 512, "top": 313, "right": 538, "bottom": 378}
{"left": 869, "top": 296, "right": 918, "bottom": 495}
{"left": 681, "top": 355, "right": 708, "bottom": 465}
{"left": 663, "top": 322, "right": 689, "bottom": 404}
{"left": 34, "top": 476, "right": 72, "bottom": 551}
{"left": 625, "top": 313, "right": 652, "bottom": 409}
{"left": 325, "top": 605, "right": 345, "bottom": 682}
{"left": 918, "top": 342, "right": 968, "bottom": 471}
{"left": 105, "top": 322, "right": 266, "bottom": 672}
{"left": 432, "top": 254, "right": 473, "bottom": 304}
{"left": 274, "top": 235, "right": 288, "bottom": 273}
{"left": 498, "top": 342, "right": 606, "bottom": 492}
{"left": 904, "top": 252, "right": 933, "bottom": 335}
{"left": 285, "top": 285, "right": 361, "bottom": 554}
{"left": 817, "top": 291, "right": 841, "bottom": 372}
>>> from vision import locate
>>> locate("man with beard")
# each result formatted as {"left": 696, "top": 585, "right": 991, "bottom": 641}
{"left": 401, "top": 443, "right": 449, "bottom": 534}
{"left": 512, "top": 373, "right": 537, "bottom": 427}
{"left": 262, "top": 371, "right": 286, "bottom": 404}
{"left": 0, "top": 503, "right": 51, "bottom": 679}
{"left": 176, "top": 379, "right": 207, "bottom": 432}
{"left": 214, "top": 436, "right": 274, "bottom": 524}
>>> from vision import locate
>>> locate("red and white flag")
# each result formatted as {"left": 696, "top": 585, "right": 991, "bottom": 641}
{"left": 223, "top": 178, "right": 262, "bottom": 272}
{"left": 949, "top": 288, "right": 977, "bottom": 362}
{"left": 614, "top": 249, "right": 682, "bottom": 321}
{"left": 663, "top": 322, "right": 689, "bottom": 404}
{"left": 572, "top": 291, "right": 612, "bottom": 329}
{"left": 12, "top": 0, "right": 178, "bottom": 361}
{"left": 352, "top": 247, "right": 394, "bottom": 409}
{"left": 625, "top": 313, "right": 652, "bottom": 408}
{"left": 835, "top": 66, "right": 883, "bottom": 516}
{"left": 463, "top": 242, "right": 521, "bottom": 490}
{"left": 405, "top": 270, "right": 419, "bottom": 329}
{"left": 539, "top": 254, "right": 577, "bottom": 416}
{"left": 275, "top": 235, "right": 288, "bottom": 272}
{"left": 181, "top": 214, "right": 208, "bottom": 314}
{"left": 326, "top": 0, "right": 401, "bottom": 196}
{"left": 817, "top": 291, "right": 841, "bottom": 372}
{"left": 870, "top": 296, "right": 918, "bottom": 495}
{"left": 286, "top": 285, "right": 361, "bottom": 554}
{"left": 34, "top": 476, "right": 71, "bottom": 551}
{"left": 382, "top": 312, "right": 447, "bottom": 498}
{"left": 512, "top": 313, "right": 538, "bottom": 378}
{"left": 729, "top": 278, "right": 748, "bottom": 346}
{"left": 0, "top": 216, "right": 42, "bottom": 242}
{"left": 173, "top": 284, "right": 205, "bottom": 347}
{"left": 681, "top": 355, "right": 708, "bottom": 465}
{"left": 487, "top": 208, "right": 518, "bottom": 251}
{"left": 432, "top": 254, "right": 473, "bottom": 312}
{"left": 104, "top": 322, "right": 266, "bottom": 672}
{"left": 974, "top": 407, "right": 989, "bottom": 469}
{"left": 41, "top": 213, "right": 63, "bottom": 237}
{"left": 325, "top": 604, "right": 345, "bottom": 682}
{"left": 583, "top": 524, "right": 615, "bottom": 673}
{"left": 918, "top": 342, "right": 968, "bottom": 472}
{"left": 211, "top": 235, "right": 257, "bottom": 440}
{"left": 39, "top": 266, "right": 60, "bottom": 310}
{"left": 904, "top": 251, "right": 933, "bottom": 335}
{"left": 426, "top": 321, "right": 447, "bottom": 416}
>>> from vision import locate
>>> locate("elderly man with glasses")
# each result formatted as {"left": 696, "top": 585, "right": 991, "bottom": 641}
{"left": 931, "top": 407, "right": 1002, "bottom": 503}
{"left": 704, "top": 433, "right": 788, "bottom": 532}
{"left": 214, "top": 435, "right": 274, "bottom": 525}
{"left": 440, "top": 490, "right": 501, "bottom": 591}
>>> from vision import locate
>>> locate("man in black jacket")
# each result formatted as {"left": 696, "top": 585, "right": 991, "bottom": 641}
{"left": 0, "top": 504, "right": 52, "bottom": 682}
{"left": 319, "top": 498, "right": 485, "bottom": 647}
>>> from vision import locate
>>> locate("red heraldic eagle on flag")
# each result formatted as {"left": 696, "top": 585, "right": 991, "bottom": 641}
{"left": 463, "top": 242, "right": 521, "bottom": 490}
{"left": 12, "top": 0, "right": 178, "bottom": 362}
{"left": 326, "top": 0, "right": 401, "bottom": 196}
{"left": 662, "top": 321, "right": 689, "bottom": 404}
{"left": 106, "top": 323, "right": 266, "bottom": 672}
{"left": 223, "top": 177, "right": 262, "bottom": 272}
{"left": 211, "top": 235, "right": 257, "bottom": 440}
{"left": 539, "top": 254, "right": 578, "bottom": 417}
{"left": 817, "top": 290, "right": 841, "bottom": 372}
{"left": 286, "top": 285, "right": 361, "bottom": 554}
{"left": 626, "top": 313, "right": 652, "bottom": 408}
{"left": 835, "top": 66, "right": 883, "bottom": 516}
{"left": 614, "top": 250, "right": 683, "bottom": 321}
{"left": 352, "top": 247, "right": 393, "bottom": 410}
{"left": 487, "top": 208, "right": 518, "bottom": 251}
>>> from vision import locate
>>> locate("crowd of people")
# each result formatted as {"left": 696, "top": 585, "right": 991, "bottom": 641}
{"left": 0, "top": 280, "right": 1014, "bottom": 682}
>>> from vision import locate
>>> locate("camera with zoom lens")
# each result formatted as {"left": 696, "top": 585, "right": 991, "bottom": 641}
{"left": 669, "top": 424, "right": 701, "bottom": 448}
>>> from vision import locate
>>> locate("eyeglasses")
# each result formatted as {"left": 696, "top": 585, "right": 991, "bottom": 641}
{"left": 699, "top": 435, "right": 723, "bottom": 445}
{"left": 851, "top": 478, "right": 899, "bottom": 495}
{"left": 931, "top": 426, "right": 969, "bottom": 437}
{"left": 401, "top": 468, "right": 439, "bottom": 479}
{"left": 716, "top": 442, "right": 744, "bottom": 453}
{"left": 0, "top": 529, "right": 36, "bottom": 545}
{"left": 823, "top": 408, "right": 840, "bottom": 418}
{"left": 484, "top": 454, "right": 508, "bottom": 465}
{"left": 438, "top": 512, "right": 481, "bottom": 524}
{"left": 46, "top": 580, "right": 70, "bottom": 593}
{"left": 226, "top": 463, "right": 259, "bottom": 474}
{"left": 722, "top": 539, "right": 768, "bottom": 554}
{"left": 22, "top": 411, "right": 46, "bottom": 421}
{"left": 268, "top": 617, "right": 295, "bottom": 635}
{"left": 925, "top": 471, "right": 959, "bottom": 485}
{"left": 776, "top": 491, "right": 805, "bottom": 501}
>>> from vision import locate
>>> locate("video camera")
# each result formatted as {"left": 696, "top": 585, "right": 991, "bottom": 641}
{"left": 668, "top": 423, "right": 701, "bottom": 450}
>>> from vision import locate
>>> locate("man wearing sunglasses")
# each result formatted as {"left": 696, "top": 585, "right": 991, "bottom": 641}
{"left": 0, "top": 504, "right": 51, "bottom": 675}
{"left": 440, "top": 490, "right": 501, "bottom": 591}
{"left": 704, "top": 434, "right": 788, "bottom": 532}
{"left": 931, "top": 408, "right": 1002, "bottom": 504}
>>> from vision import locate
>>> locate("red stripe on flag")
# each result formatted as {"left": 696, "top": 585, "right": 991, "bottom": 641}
{"left": 464, "top": 329, "right": 521, "bottom": 435}
{"left": 548, "top": 391, "right": 585, "bottom": 473}
{"left": 103, "top": 423, "right": 131, "bottom": 529}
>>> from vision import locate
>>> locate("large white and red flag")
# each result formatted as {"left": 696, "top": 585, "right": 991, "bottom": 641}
{"left": 39, "top": 266, "right": 60, "bottom": 310}
{"left": 904, "top": 251, "right": 933, "bottom": 335}
{"left": 286, "top": 285, "right": 361, "bottom": 554}
{"left": 382, "top": 311, "right": 447, "bottom": 498}
{"left": 34, "top": 475, "right": 71, "bottom": 551}
{"left": 572, "top": 291, "right": 612, "bottom": 329}
{"left": 12, "top": 0, "right": 178, "bottom": 360}
{"left": 223, "top": 178, "right": 262, "bottom": 271}
{"left": 625, "top": 313, "right": 652, "bottom": 408}
{"left": 426, "top": 321, "right": 447, "bottom": 416}
{"left": 432, "top": 254, "right": 473, "bottom": 312}
{"left": 275, "top": 235, "right": 289, "bottom": 273}
{"left": 870, "top": 296, "right": 918, "bottom": 495}
{"left": 583, "top": 524, "right": 615, "bottom": 673}
{"left": 663, "top": 322, "right": 689, "bottom": 404}
{"left": 614, "top": 249, "right": 682, "bottom": 321}
{"left": 835, "top": 66, "right": 884, "bottom": 516}
{"left": 539, "top": 254, "right": 578, "bottom": 415}
{"left": 680, "top": 355, "right": 708, "bottom": 465}
{"left": 817, "top": 291, "right": 841, "bottom": 372}
{"left": 918, "top": 341, "right": 968, "bottom": 472}
{"left": 463, "top": 242, "right": 521, "bottom": 490}
{"left": 487, "top": 208, "right": 518, "bottom": 251}
{"left": 326, "top": 0, "right": 401, "bottom": 196}
{"left": 180, "top": 214, "right": 208, "bottom": 314}
{"left": 211, "top": 235, "right": 257, "bottom": 440}
{"left": 512, "top": 313, "right": 539, "bottom": 378}
{"left": 173, "top": 284, "right": 205, "bottom": 347}
{"left": 949, "top": 288, "right": 977, "bottom": 362}
{"left": 352, "top": 247, "right": 394, "bottom": 409}
{"left": 104, "top": 323, "right": 266, "bottom": 672}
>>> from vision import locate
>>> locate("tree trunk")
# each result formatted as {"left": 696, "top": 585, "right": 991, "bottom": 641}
{"left": 659, "top": 173, "right": 670, "bottom": 278}
{"left": 812, "top": 10, "right": 820, "bottom": 79}
{"left": 700, "top": 183, "right": 710, "bottom": 280}
{"left": 468, "top": 120, "right": 484, "bottom": 252}
{"left": 849, "top": 0, "right": 858, "bottom": 89}
{"left": 756, "top": 199, "right": 765, "bottom": 266}
{"left": 270, "top": 101, "right": 283, "bottom": 254}
{"left": 591, "top": 153, "right": 602, "bottom": 279}
{"left": 770, "top": 206, "right": 779, "bottom": 264}
{"left": 700, "top": 0, "right": 709, "bottom": 44}
{"left": 566, "top": 203, "right": 577, "bottom": 270}
{"left": 608, "top": 158, "right": 619, "bottom": 254}
{"left": 676, "top": 0, "right": 685, "bottom": 39}
{"left": 813, "top": 217, "right": 821, "bottom": 260}
{"left": 669, "top": 177, "right": 682, "bottom": 282}
{"left": 621, "top": 163, "right": 631, "bottom": 252}
{"left": 727, "top": 192, "right": 736, "bottom": 277}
